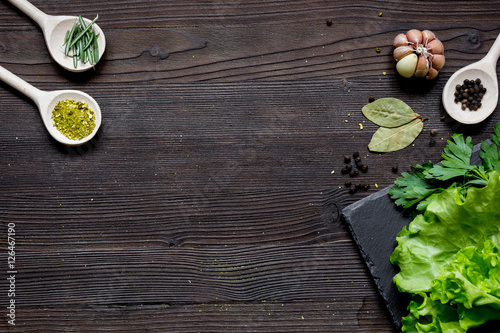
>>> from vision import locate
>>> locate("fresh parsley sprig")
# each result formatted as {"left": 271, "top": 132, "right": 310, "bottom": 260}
{"left": 389, "top": 123, "right": 500, "bottom": 214}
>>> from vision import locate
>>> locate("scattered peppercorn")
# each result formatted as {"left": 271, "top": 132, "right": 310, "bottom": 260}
{"left": 368, "top": 95, "right": 376, "bottom": 103}
{"left": 341, "top": 163, "right": 353, "bottom": 174}
{"left": 326, "top": 19, "right": 332, "bottom": 26}
{"left": 429, "top": 138, "right": 436, "bottom": 147}
{"left": 430, "top": 129, "right": 438, "bottom": 136}
{"left": 392, "top": 165, "right": 399, "bottom": 173}
{"left": 454, "top": 78, "right": 486, "bottom": 111}
{"left": 339, "top": 151, "right": 370, "bottom": 194}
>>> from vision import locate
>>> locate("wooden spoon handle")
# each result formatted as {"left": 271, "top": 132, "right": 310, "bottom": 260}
{"left": 7, "top": 0, "right": 49, "bottom": 27}
{"left": 0, "top": 65, "right": 44, "bottom": 106}
{"left": 484, "top": 33, "right": 500, "bottom": 66}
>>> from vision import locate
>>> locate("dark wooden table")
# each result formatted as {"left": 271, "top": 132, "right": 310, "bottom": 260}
{"left": 1, "top": 1, "right": 499, "bottom": 331}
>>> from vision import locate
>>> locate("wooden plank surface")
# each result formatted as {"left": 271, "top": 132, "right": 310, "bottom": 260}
{"left": 1, "top": 0, "right": 500, "bottom": 332}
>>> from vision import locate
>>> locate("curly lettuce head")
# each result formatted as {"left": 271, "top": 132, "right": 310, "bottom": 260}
{"left": 390, "top": 171, "right": 500, "bottom": 332}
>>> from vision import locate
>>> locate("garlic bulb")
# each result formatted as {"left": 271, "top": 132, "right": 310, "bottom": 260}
{"left": 393, "top": 29, "right": 444, "bottom": 80}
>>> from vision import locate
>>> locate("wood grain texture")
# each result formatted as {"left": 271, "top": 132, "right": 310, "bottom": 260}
{"left": 9, "top": 300, "right": 390, "bottom": 332}
{"left": 1, "top": 0, "right": 500, "bottom": 332}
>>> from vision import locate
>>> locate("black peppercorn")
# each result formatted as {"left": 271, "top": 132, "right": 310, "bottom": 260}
{"left": 368, "top": 95, "right": 376, "bottom": 103}
{"left": 455, "top": 77, "right": 487, "bottom": 111}
{"left": 353, "top": 151, "right": 360, "bottom": 158}
{"left": 344, "top": 181, "right": 351, "bottom": 187}
{"left": 326, "top": 19, "right": 333, "bottom": 26}
{"left": 363, "top": 184, "right": 370, "bottom": 190}
{"left": 348, "top": 187, "right": 357, "bottom": 195}
{"left": 430, "top": 129, "right": 438, "bottom": 136}
{"left": 392, "top": 165, "right": 398, "bottom": 173}
{"left": 429, "top": 138, "right": 436, "bottom": 147}
{"left": 344, "top": 155, "right": 351, "bottom": 163}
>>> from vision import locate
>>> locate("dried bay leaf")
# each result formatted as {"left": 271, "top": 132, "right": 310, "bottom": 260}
{"left": 368, "top": 118, "right": 424, "bottom": 152}
{"left": 362, "top": 98, "right": 420, "bottom": 128}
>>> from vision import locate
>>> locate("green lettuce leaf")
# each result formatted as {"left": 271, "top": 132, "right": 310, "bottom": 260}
{"left": 479, "top": 124, "right": 500, "bottom": 172}
{"left": 391, "top": 171, "right": 500, "bottom": 332}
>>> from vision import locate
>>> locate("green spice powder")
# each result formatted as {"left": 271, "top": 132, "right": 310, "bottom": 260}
{"left": 51, "top": 99, "right": 96, "bottom": 140}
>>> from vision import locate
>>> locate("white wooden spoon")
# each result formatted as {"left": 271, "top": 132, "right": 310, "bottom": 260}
{"left": 442, "top": 33, "right": 500, "bottom": 124}
{"left": 7, "top": 0, "right": 105, "bottom": 72}
{"left": 0, "top": 65, "right": 102, "bottom": 146}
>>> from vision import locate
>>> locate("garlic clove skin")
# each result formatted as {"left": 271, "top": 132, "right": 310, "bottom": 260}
{"left": 393, "top": 29, "right": 444, "bottom": 79}
{"left": 421, "top": 30, "right": 436, "bottom": 46}
{"left": 393, "top": 33, "right": 409, "bottom": 48}
{"left": 427, "top": 39, "right": 444, "bottom": 55}
{"left": 406, "top": 29, "right": 423, "bottom": 45}
{"left": 414, "top": 54, "right": 429, "bottom": 78}
{"left": 425, "top": 67, "right": 439, "bottom": 80}
{"left": 393, "top": 46, "right": 414, "bottom": 62}
{"left": 431, "top": 54, "right": 445, "bottom": 70}
{"left": 396, "top": 53, "right": 418, "bottom": 78}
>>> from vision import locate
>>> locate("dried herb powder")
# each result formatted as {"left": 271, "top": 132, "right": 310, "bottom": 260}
{"left": 51, "top": 99, "right": 96, "bottom": 140}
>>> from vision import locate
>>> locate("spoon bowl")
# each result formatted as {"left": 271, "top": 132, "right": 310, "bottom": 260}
{"left": 8, "top": 0, "right": 105, "bottom": 72}
{"left": 442, "top": 33, "right": 500, "bottom": 124}
{"left": 44, "top": 15, "right": 106, "bottom": 72}
{"left": 41, "top": 90, "right": 102, "bottom": 145}
{"left": 0, "top": 65, "right": 102, "bottom": 146}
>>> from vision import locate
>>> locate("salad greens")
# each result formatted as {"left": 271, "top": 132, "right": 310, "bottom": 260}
{"left": 389, "top": 123, "right": 500, "bottom": 332}
{"left": 389, "top": 123, "right": 500, "bottom": 214}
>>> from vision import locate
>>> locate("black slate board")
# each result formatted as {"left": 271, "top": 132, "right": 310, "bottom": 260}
{"left": 341, "top": 142, "right": 484, "bottom": 330}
